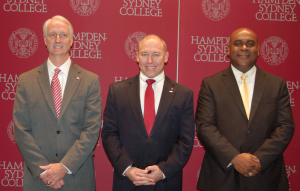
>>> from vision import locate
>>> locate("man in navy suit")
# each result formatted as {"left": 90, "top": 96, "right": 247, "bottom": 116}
{"left": 102, "top": 34, "right": 194, "bottom": 191}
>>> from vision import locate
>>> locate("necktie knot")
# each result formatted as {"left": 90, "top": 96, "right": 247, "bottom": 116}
{"left": 146, "top": 79, "right": 156, "bottom": 86}
{"left": 241, "top": 73, "right": 248, "bottom": 80}
{"left": 54, "top": 68, "right": 61, "bottom": 76}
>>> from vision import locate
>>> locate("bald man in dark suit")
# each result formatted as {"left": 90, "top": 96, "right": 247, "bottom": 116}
{"left": 196, "top": 28, "right": 294, "bottom": 191}
{"left": 102, "top": 34, "right": 194, "bottom": 191}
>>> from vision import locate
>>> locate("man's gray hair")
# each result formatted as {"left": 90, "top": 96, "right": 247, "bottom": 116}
{"left": 43, "top": 15, "right": 73, "bottom": 39}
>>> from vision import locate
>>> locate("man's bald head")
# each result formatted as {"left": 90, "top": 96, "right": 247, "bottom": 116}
{"left": 138, "top": 34, "right": 167, "bottom": 53}
{"left": 227, "top": 28, "right": 259, "bottom": 73}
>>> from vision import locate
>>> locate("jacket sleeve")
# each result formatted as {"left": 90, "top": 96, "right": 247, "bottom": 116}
{"left": 196, "top": 78, "right": 240, "bottom": 171}
{"left": 59, "top": 76, "right": 102, "bottom": 176}
{"left": 101, "top": 84, "right": 133, "bottom": 178}
{"left": 13, "top": 75, "right": 50, "bottom": 180}
{"left": 157, "top": 90, "right": 195, "bottom": 180}
{"left": 253, "top": 78, "right": 294, "bottom": 170}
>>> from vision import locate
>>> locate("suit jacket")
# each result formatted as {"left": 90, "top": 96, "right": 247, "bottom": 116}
{"left": 196, "top": 66, "right": 294, "bottom": 191}
{"left": 13, "top": 60, "right": 102, "bottom": 191}
{"left": 102, "top": 74, "right": 195, "bottom": 191}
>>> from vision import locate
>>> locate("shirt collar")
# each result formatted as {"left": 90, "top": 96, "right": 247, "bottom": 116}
{"left": 139, "top": 71, "right": 165, "bottom": 86}
{"left": 231, "top": 64, "right": 256, "bottom": 83}
{"left": 47, "top": 58, "right": 71, "bottom": 77}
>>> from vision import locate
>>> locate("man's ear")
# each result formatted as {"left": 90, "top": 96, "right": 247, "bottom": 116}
{"left": 164, "top": 51, "right": 169, "bottom": 63}
{"left": 136, "top": 52, "right": 139, "bottom": 62}
{"left": 227, "top": 45, "right": 230, "bottom": 56}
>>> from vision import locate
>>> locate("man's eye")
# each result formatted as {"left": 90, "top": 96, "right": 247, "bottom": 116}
{"left": 60, "top": 33, "right": 68, "bottom": 38}
{"left": 49, "top": 33, "right": 55, "bottom": 38}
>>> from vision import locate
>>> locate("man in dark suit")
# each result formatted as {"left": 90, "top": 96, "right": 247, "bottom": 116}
{"left": 13, "top": 15, "right": 101, "bottom": 190}
{"left": 196, "top": 28, "right": 294, "bottom": 191}
{"left": 102, "top": 34, "right": 194, "bottom": 190}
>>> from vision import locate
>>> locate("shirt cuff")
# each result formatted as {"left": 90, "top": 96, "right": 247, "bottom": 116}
{"left": 123, "top": 165, "right": 132, "bottom": 176}
{"left": 227, "top": 163, "right": 232, "bottom": 168}
{"left": 60, "top": 163, "right": 72, "bottom": 174}
{"left": 40, "top": 170, "right": 47, "bottom": 175}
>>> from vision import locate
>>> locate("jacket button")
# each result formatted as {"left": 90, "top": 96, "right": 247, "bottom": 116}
{"left": 247, "top": 130, "right": 250, "bottom": 134}
{"left": 57, "top": 131, "right": 61, "bottom": 134}
{"left": 147, "top": 138, "right": 152, "bottom": 142}
{"left": 56, "top": 154, "right": 58, "bottom": 157}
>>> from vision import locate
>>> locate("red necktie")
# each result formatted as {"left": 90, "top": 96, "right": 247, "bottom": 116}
{"left": 144, "top": 79, "right": 156, "bottom": 136}
{"left": 51, "top": 68, "right": 62, "bottom": 118}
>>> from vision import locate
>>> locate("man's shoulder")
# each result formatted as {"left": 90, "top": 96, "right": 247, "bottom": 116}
{"left": 19, "top": 62, "right": 46, "bottom": 79}
{"left": 72, "top": 62, "right": 98, "bottom": 79}
{"left": 255, "top": 67, "right": 287, "bottom": 89}
{"left": 257, "top": 67, "right": 284, "bottom": 81}
{"left": 109, "top": 75, "right": 139, "bottom": 88}
{"left": 202, "top": 67, "right": 228, "bottom": 82}
{"left": 165, "top": 76, "right": 193, "bottom": 93}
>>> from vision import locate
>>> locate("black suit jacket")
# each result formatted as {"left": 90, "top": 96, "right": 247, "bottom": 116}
{"left": 102, "top": 74, "right": 194, "bottom": 191}
{"left": 196, "top": 66, "right": 294, "bottom": 191}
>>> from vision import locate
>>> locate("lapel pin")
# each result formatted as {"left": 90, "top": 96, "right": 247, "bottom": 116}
{"left": 75, "top": 76, "right": 80, "bottom": 80}
{"left": 169, "top": 88, "right": 174, "bottom": 93}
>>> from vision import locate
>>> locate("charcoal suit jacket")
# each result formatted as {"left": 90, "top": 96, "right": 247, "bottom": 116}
{"left": 13, "top": 60, "right": 101, "bottom": 191}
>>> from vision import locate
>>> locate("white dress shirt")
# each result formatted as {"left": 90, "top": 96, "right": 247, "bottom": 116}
{"left": 47, "top": 58, "right": 71, "bottom": 98}
{"left": 139, "top": 71, "right": 165, "bottom": 116}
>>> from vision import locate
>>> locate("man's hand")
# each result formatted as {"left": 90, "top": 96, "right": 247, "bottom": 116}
{"left": 39, "top": 163, "right": 68, "bottom": 188}
{"left": 144, "top": 165, "right": 164, "bottom": 182}
{"left": 124, "top": 167, "right": 155, "bottom": 186}
{"left": 52, "top": 179, "right": 65, "bottom": 190}
{"left": 231, "top": 153, "right": 261, "bottom": 177}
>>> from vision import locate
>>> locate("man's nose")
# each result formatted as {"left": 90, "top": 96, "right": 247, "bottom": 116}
{"left": 241, "top": 44, "right": 248, "bottom": 50}
{"left": 55, "top": 35, "right": 61, "bottom": 43}
{"left": 147, "top": 56, "right": 153, "bottom": 63}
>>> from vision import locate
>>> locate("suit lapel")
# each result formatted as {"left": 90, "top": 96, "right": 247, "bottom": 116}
{"left": 248, "top": 67, "right": 268, "bottom": 126}
{"left": 222, "top": 67, "right": 248, "bottom": 119}
{"left": 127, "top": 75, "right": 148, "bottom": 137}
{"left": 36, "top": 61, "right": 57, "bottom": 118}
{"left": 58, "top": 61, "right": 81, "bottom": 123}
{"left": 150, "top": 76, "right": 176, "bottom": 137}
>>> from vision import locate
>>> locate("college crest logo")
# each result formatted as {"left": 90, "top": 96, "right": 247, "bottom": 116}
{"left": 7, "top": 119, "right": 15, "bottom": 144}
{"left": 70, "top": 0, "right": 100, "bottom": 16}
{"left": 202, "top": 0, "right": 230, "bottom": 21}
{"left": 260, "top": 36, "right": 289, "bottom": 66}
{"left": 8, "top": 28, "right": 38, "bottom": 58}
{"left": 124, "top": 32, "right": 146, "bottom": 61}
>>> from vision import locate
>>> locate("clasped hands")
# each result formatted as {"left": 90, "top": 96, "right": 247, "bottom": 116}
{"left": 39, "top": 163, "right": 68, "bottom": 190}
{"left": 124, "top": 165, "right": 164, "bottom": 186}
{"left": 231, "top": 153, "right": 261, "bottom": 178}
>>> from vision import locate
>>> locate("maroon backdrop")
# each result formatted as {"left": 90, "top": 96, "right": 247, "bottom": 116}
{"left": 0, "top": 0, "right": 299, "bottom": 190}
